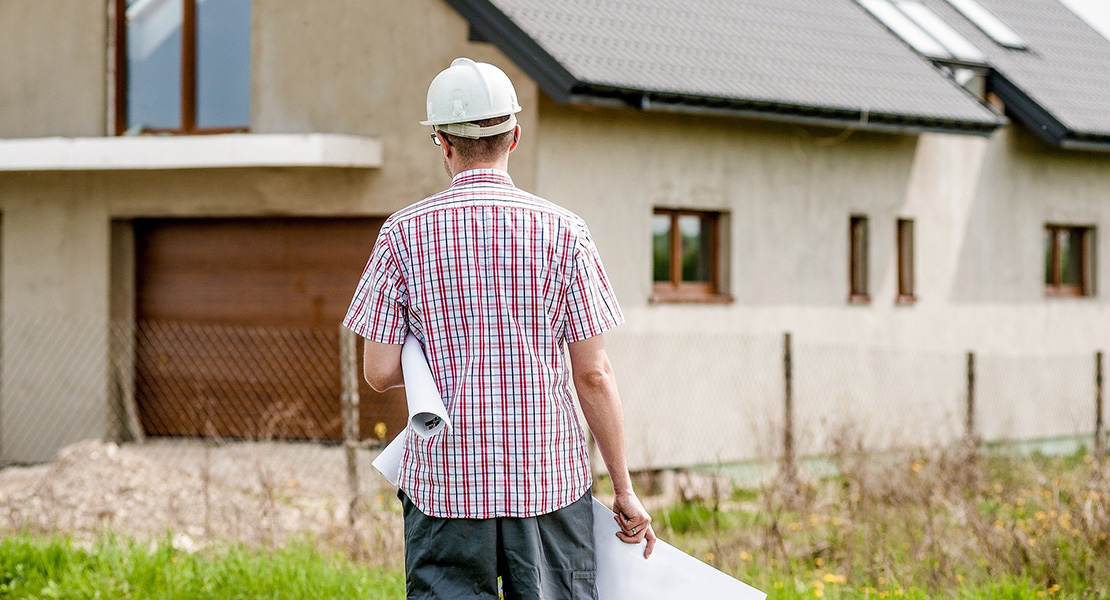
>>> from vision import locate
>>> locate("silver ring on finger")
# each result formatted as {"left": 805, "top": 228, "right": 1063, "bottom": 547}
{"left": 631, "top": 527, "right": 637, "bottom": 535}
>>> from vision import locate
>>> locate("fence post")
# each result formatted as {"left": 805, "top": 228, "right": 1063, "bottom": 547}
{"left": 965, "top": 351, "right": 976, "bottom": 454}
{"left": 339, "top": 326, "right": 362, "bottom": 554}
{"left": 1096, "top": 351, "right": 1104, "bottom": 456}
{"left": 782, "top": 332, "right": 796, "bottom": 484}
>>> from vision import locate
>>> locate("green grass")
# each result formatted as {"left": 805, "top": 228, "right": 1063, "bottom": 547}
{"left": 0, "top": 532, "right": 404, "bottom": 599}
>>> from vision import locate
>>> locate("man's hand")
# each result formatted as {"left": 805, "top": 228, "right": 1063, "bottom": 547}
{"left": 612, "top": 491, "right": 657, "bottom": 559}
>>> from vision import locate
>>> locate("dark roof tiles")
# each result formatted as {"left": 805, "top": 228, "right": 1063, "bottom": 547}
{"left": 482, "top": 0, "right": 1002, "bottom": 129}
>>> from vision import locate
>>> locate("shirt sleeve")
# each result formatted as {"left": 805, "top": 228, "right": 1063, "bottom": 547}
{"left": 343, "top": 230, "right": 409, "bottom": 344}
{"left": 564, "top": 222, "right": 624, "bottom": 343}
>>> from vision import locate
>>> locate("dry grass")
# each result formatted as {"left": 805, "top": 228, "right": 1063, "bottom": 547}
{"left": 653, "top": 440, "right": 1110, "bottom": 599}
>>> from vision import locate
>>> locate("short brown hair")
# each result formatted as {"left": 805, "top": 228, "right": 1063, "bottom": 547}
{"left": 441, "top": 115, "right": 515, "bottom": 164}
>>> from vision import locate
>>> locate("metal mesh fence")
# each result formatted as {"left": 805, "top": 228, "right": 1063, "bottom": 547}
{"left": 0, "top": 317, "right": 1105, "bottom": 560}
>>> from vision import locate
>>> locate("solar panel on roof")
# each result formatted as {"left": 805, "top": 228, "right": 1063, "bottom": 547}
{"left": 896, "top": 1, "right": 988, "bottom": 64}
{"left": 944, "top": 0, "right": 1028, "bottom": 49}
{"left": 857, "top": 0, "right": 952, "bottom": 59}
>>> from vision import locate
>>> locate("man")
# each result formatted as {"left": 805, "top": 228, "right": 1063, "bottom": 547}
{"left": 343, "top": 57, "right": 654, "bottom": 599}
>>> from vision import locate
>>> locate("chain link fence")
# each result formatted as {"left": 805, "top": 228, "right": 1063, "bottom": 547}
{"left": 0, "top": 317, "right": 1106, "bottom": 562}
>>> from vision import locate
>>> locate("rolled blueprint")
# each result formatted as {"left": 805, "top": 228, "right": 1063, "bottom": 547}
{"left": 371, "top": 333, "right": 449, "bottom": 485}
{"left": 371, "top": 335, "right": 766, "bottom": 600}
{"left": 401, "top": 333, "right": 450, "bottom": 437}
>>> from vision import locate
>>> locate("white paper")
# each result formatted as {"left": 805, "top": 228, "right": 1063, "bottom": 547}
{"left": 401, "top": 333, "right": 450, "bottom": 437}
{"left": 371, "top": 337, "right": 765, "bottom": 600}
{"left": 592, "top": 499, "right": 766, "bottom": 600}
{"left": 371, "top": 432, "right": 405, "bottom": 486}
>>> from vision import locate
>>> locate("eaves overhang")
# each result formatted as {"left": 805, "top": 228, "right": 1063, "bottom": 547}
{"left": 445, "top": 0, "right": 1004, "bottom": 137}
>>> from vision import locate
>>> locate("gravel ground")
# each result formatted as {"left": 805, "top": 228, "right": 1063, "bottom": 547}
{"left": 0, "top": 438, "right": 404, "bottom": 567}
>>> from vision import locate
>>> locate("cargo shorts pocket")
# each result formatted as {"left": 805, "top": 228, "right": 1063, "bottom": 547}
{"left": 572, "top": 570, "right": 598, "bottom": 599}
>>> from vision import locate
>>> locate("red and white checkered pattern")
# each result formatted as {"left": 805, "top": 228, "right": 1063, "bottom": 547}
{"left": 344, "top": 169, "right": 623, "bottom": 518}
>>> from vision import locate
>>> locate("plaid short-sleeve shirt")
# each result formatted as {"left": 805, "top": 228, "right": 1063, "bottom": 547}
{"left": 343, "top": 169, "right": 623, "bottom": 519}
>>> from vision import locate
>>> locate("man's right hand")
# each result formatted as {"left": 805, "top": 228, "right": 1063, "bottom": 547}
{"left": 612, "top": 491, "right": 657, "bottom": 559}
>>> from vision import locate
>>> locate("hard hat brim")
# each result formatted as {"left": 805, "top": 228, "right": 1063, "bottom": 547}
{"left": 419, "top": 106, "right": 522, "bottom": 128}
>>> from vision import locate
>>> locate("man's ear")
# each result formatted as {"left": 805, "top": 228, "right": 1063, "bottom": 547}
{"left": 509, "top": 124, "right": 521, "bottom": 153}
{"left": 438, "top": 133, "right": 453, "bottom": 160}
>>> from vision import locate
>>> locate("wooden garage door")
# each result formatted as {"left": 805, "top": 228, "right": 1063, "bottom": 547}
{"left": 134, "top": 218, "right": 407, "bottom": 442}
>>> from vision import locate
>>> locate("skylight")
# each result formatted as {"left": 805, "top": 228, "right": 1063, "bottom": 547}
{"left": 858, "top": 0, "right": 952, "bottom": 59}
{"left": 944, "top": 0, "right": 1028, "bottom": 49}
{"left": 897, "top": 1, "right": 988, "bottom": 64}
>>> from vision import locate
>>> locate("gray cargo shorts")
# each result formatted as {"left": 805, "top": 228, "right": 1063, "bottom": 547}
{"left": 398, "top": 489, "right": 598, "bottom": 600}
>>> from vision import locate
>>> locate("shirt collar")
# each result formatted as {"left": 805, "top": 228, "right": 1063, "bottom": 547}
{"left": 450, "top": 168, "right": 515, "bottom": 189}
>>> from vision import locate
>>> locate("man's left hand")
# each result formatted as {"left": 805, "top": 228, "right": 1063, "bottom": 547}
{"left": 612, "top": 492, "right": 656, "bottom": 559}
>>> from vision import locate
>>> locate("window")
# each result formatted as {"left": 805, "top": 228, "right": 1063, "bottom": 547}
{"left": 1045, "top": 225, "right": 1096, "bottom": 297}
{"left": 651, "top": 209, "right": 726, "bottom": 302}
{"left": 944, "top": 0, "right": 1027, "bottom": 49}
{"left": 857, "top": 0, "right": 988, "bottom": 65}
{"left": 115, "top": 0, "right": 251, "bottom": 135}
{"left": 849, "top": 215, "right": 870, "bottom": 302}
{"left": 897, "top": 218, "right": 916, "bottom": 303}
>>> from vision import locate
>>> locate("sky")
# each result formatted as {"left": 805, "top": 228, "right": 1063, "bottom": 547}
{"left": 1057, "top": 0, "right": 1110, "bottom": 40}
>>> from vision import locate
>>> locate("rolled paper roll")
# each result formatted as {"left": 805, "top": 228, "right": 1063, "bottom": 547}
{"left": 401, "top": 333, "right": 450, "bottom": 438}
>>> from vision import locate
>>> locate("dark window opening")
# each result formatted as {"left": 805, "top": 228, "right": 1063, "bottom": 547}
{"left": 850, "top": 215, "right": 870, "bottom": 303}
{"left": 1045, "top": 225, "right": 1095, "bottom": 297}
{"left": 897, "top": 218, "right": 916, "bottom": 303}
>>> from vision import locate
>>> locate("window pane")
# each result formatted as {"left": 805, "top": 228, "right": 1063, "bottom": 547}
{"left": 126, "top": 0, "right": 183, "bottom": 130}
{"left": 1061, "top": 229, "right": 1083, "bottom": 286}
{"left": 679, "top": 215, "right": 711, "bottom": 282}
{"left": 1044, "top": 228, "right": 1055, "bottom": 286}
{"left": 197, "top": 0, "right": 251, "bottom": 128}
{"left": 652, "top": 215, "right": 671, "bottom": 283}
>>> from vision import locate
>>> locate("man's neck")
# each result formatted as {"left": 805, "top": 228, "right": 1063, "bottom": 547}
{"left": 450, "top": 159, "right": 509, "bottom": 178}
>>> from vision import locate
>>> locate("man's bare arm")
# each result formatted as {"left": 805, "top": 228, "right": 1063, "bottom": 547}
{"left": 363, "top": 339, "right": 404, "bottom": 392}
{"left": 568, "top": 334, "right": 656, "bottom": 559}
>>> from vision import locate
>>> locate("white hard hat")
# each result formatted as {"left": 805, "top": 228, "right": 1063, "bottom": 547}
{"left": 420, "top": 57, "right": 522, "bottom": 139}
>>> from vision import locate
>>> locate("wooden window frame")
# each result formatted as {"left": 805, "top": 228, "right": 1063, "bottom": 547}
{"left": 1045, "top": 224, "right": 1096, "bottom": 298}
{"left": 896, "top": 218, "right": 916, "bottom": 304}
{"left": 113, "top": 0, "right": 250, "bottom": 136}
{"left": 650, "top": 209, "right": 730, "bottom": 304}
{"left": 849, "top": 215, "right": 870, "bottom": 304}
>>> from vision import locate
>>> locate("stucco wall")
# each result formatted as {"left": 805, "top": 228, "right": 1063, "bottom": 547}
{"left": 0, "top": 175, "right": 111, "bottom": 463}
{"left": 535, "top": 101, "right": 1110, "bottom": 467}
{"left": 0, "top": 0, "right": 108, "bottom": 137}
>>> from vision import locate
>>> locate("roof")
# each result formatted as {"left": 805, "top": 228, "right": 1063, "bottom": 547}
{"left": 916, "top": 0, "right": 1110, "bottom": 149}
{"left": 447, "top": 0, "right": 1005, "bottom": 136}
